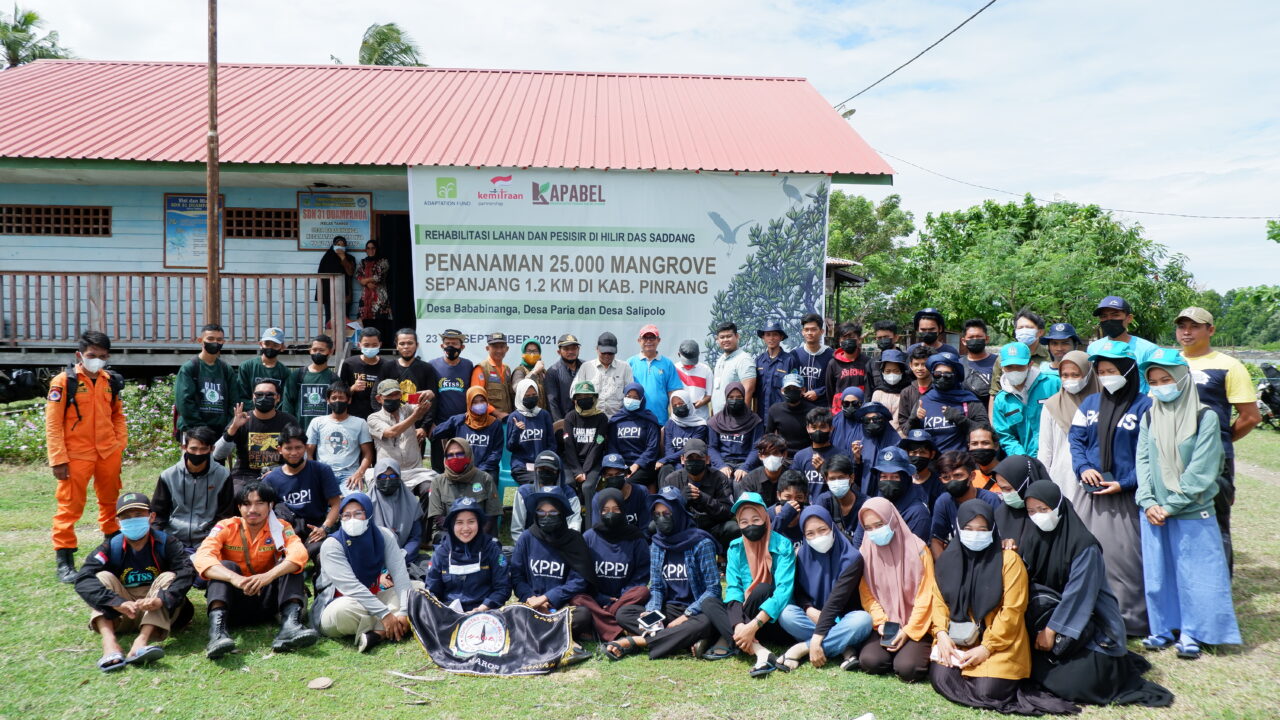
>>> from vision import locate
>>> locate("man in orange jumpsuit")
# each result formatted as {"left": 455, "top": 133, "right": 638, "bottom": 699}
{"left": 46, "top": 331, "right": 128, "bottom": 583}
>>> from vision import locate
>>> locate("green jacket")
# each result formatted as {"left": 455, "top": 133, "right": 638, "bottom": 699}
{"left": 237, "top": 357, "right": 292, "bottom": 398}
{"left": 991, "top": 369, "right": 1060, "bottom": 457}
{"left": 724, "top": 528, "right": 795, "bottom": 622}
{"left": 174, "top": 356, "right": 242, "bottom": 432}
{"left": 1136, "top": 408, "right": 1224, "bottom": 520}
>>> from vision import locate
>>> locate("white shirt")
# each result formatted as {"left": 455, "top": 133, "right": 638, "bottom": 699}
{"left": 674, "top": 360, "right": 714, "bottom": 422}
{"left": 573, "top": 358, "right": 634, "bottom": 418}
{"left": 711, "top": 348, "right": 757, "bottom": 414}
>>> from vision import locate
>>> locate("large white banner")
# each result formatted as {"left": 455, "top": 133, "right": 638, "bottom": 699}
{"left": 407, "top": 167, "right": 829, "bottom": 360}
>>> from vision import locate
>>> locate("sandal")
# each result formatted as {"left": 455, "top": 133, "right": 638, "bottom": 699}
{"left": 840, "top": 655, "right": 861, "bottom": 671}
{"left": 125, "top": 645, "right": 165, "bottom": 665}
{"left": 768, "top": 653, "right": 796, "bottom": 673}
{"left": 1175, "top": 639, "right": 1202, "bottom": 660}
{"left": 603, "top": 637, "right": 638, "bottom": 661}
{"left": 1142, "top": 634, "right": 1175, "bottom": 651}
{"left": 97, "top": 652, "right": 126, "bottom": 673}
{"left": 749, "top": 660, "right": 776, "bottom": 678}
{"left": 564, "top": 644, "right": 592, "bottom": 666}
{"left": 702, "top": 643, "right": 739, "bottom": 660}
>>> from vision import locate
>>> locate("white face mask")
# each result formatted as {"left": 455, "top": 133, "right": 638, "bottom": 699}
{"left": 1099, "top": 375, "right": 1128, "bottom": 394}
{"left": 340, "top": 517, "right": 368, "bottom": 536}
{"left": 882, "top": 372, "right": 903, "bottom": 385}
{"left": 867, "top": 525, "right": 894, "bottom": 546}
{"left": 827, "top": 478, "right": 851, "bottom": 498}
{"left": 762, "top": 455, "right": 785, "bottom": 472}
{"left": 1029, "top": 508, "right": 1061, "bottom": 532}
{"left": 1062, "top": 378, "right": 1087, "bottom": 394}
{"left": 1015, "top": 328, "right": 1040, "bottom": 345}
{"left": 1003, "top": 369, "right": 1028, "bottom": 387}
{"left": 81, "top": 356, "right": 107, "bottom": 373}
{"left": 806, "top": 532, "right": 835, "bottom": 554}
{"left": 958, "top": 529, "right": 993, "bottom": 552}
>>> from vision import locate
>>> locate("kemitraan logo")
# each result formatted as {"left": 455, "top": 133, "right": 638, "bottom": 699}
{"left": 435, "top": 177, "right": 457, "bottom": 199}
{"left": 477, "top": 175, "right": 525, "bottom": 201}
{"left": 531, "top": 181, "right": 607, "bottom": 206}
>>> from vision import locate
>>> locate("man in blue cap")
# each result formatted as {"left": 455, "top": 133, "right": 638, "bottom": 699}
{"left": 990, "top": 342, "right": 1060, "bottom": 457}
{"left": 754, "top": 321, "right": 797, "bottom": 420}
{"left": 1087, "top": 295, "right": 1159, "bottom": 390}
{"left": 1042, "top": 322, "right": 1082, "bottom": 375}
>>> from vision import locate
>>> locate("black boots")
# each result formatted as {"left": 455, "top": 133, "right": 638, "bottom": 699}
{"left": 205, "top": 608, "right": 237, "bottom": 659}
{"left": 271, "top": 602, "right": 319, "bottom": 653}
{"left": 55, "top": 548, "right": 77, "bottom": 583}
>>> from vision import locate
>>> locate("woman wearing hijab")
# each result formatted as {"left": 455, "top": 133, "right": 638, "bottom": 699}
{"left": 560, "top": 380, "right": 610, "bottom": 509}
{"left": 314, "top": 493, "right": 414, "bottom": 653}
{"left": 575, "top": 488, "right": 651, "bottom": 644}
{"left": 424, "top": 437, "right": 502, "bottom": 545}
{"left": 708, "top": 381, "right": 765, "bottom": 480}
{"left": 509, "top": 339, "right": 546, "bottom": 407}
{"left": 424, "top": 496, "right": 510, "bottom": 612}
{"left": 870, "top": 349, "right": 911, "bottom": 433}
{"left": 775, "top": 505, "right": 873, "bottom": 671}
{"left": 316, "top": 235, "right": 354, "bottom": 327}
{"left": 608, "top": 488, "right": 719, "bottom": 660}
{"left": 1020, "top": 481, "right": 1173, "bottom": 706}
{"left": 1136, "top": 349, "right": 1239, "bottom": 659}
{"left": 369, "top": 458, "right": 425, "bottom": 575}
{"left": 1067, "top": 340, "right": 1150, "bottom": 636}
{"left": 908, "top": 352, "right": 988, "bottom": 453}
{"left": 700, "top": 493, "right": 796, "bottom": 677}
{"left": 990, "top": 455, "right": 1050, "bottom": 552}
{"left": 509, "top": 492, "right": 596, "bottom": 654}
{"left": 355, "top": 240, "right": 391, "bottom": 338}
{"left": 510, "top": 451, "right": 582, "bottom": 545}
{"left": 655, "top": 389, "right": 710, "bottom": 482}
{"left": 431, "top": 386, "right": 504, "bottom": 475}
{"left": 506, "top": 378, "right": 556, "bottom": 485}
{"left": 606, "top": 382, "right": 663, "bottom": 490}
{"left": 855, "top": 496, "right": 934, "bottom": 680}
{"left": 838, "top": 401, "right": 901, "bottom": 497}
{"left": 927, "top": 500, "right": 1079, "bottom": 715}
{"left": 1037, "top": 350, "right": 1100, "bottom": 505}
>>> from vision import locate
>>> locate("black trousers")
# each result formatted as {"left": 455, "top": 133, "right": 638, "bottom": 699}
{"left": 859, "top": 630, "right": 931, "bottom": 682}
{"left": 205, "top": 560, "right": 305, "bottom": 627}
{"left": 617, "top": 602, "right": 714, "bottom": 659}
{"left": 701, "top": 583, "right": 791, "bottom": 647}
{"left": 1215, "top": 468, "right": 1235, "bottom": 575}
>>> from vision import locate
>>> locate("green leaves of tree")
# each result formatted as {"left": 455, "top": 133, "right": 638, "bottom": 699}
{"left": 1, "top": 5, "right": 73, "bottom": 69}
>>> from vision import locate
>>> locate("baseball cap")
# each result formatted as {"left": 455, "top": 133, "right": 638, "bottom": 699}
{"left": 899, "top": 429, "right": 938, "bottom": 453}
{"left": 678, "top": 339, "right": 700, "bottom": 361}
{"left": 116, "top": 492, "right": 151, "bottom": 514}
{"left": 557, "top": 333, "right": 581, "bottom": 348}
{"left": 730, "top": 492, "right": 767, "bottom": 515}
{"left": 681, "top": 438, "right": 708, "bottom": 457}
{"left": 781, "top": 373, "right": 803, "bottom": 389}
{"left": 1175, "top": 307, "right": 1214, "bottom": 325}
{"left": 913, "top": 308, "right": 944, "bottom": 327}
{"left": 597, "top": 332, "right": 618, "bottom": 354}
{"left": 440, "top": 328, "right": 464, "bottom": 340}
{"left": 375, "top": 379, "right": 401, "bottom": 396}
{"left": 260, "top": 327, "right": 285, "bottom": 344}
{"left": 638, "top": 324, "right": 660, "bottom": 339}
{"left": 1139, "top": 346, "right": 1188, "bottom": 375}
{"left": 1088, "top": 339, "right": 1135, "bottom": 361}
{"left": 534, "top": 451, "right": 561, "bottom": 470}
{"left": 485, "top": 332, "right": 508, "bottom": 345}
{"left": 999, "top": 342, "right": 1032, "bottom": 366}
{"left": 601, "top": 453, "right": 629, "bottom": 470}
{"left": 1044, "top": 322, "right": 1081, "bottom": 342}
{"left": 1093, "top": 296, "right": 1133, "bottom": 316}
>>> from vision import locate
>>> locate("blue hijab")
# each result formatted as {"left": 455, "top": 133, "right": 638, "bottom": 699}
{"left": 923, "top": 352, "right": 981, "bottom": 405}
{"left": 608, "top": 381, "right": 663, "bottom": 426}
{"left": 648, "top": 486, "right": 714, "bottom": 555}
{"left": 796, "top": 505, "right": 860, "bottom": 608}
{"left": 334, "top": 492, "right": 385, "bottom": 590}
{"left": 436, "top": 496, "right": 491, "bottom": 569}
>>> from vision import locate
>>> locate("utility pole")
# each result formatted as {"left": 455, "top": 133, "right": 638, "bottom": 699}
{"left": 204, "top": 0, "right": 221, "bottom": 325}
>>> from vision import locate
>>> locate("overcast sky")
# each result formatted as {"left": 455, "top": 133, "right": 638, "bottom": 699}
{"left": 26, "top": 0, "right": 1280, "bottom": 291}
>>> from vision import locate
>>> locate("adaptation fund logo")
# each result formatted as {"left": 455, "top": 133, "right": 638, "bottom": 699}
{"left": 530, "top": 181, "right": 607, "bottom": 206}
{"left": 436, "top": 177, "right": 457, "bottom": 199}
{"left": 478, "top": 175, "right": 525, "bottom": 201}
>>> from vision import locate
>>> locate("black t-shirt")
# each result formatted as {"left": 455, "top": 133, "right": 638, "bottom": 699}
{"left": 262, "top": 461, "right": 341, "bottom": 527}
{"left": 339, "top": 356, "right": 392, "bottom": 419}
{"left": 225, "top": 412, "right": 296, "bottom": 480}
{"left": 766, "top": 400, "right": 813, "bottom": 452}
{"left": 381, "top": 358, "right": 439, "bottom": 427}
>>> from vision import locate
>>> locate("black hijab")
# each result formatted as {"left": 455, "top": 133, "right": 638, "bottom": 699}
{"left": 991, "top": 454, "right": 1050, "bottom": 548}
{"left": 525, "top": 491, "right": 598, "bottom": 592}
{"left": 1019, "top": 480, "right": 1099, "bottom": 590}
{"left": 934, "top": 499, "right": 1004, "bottom": 624}
{"left": 591, "top": 488, "right": 646, "bottom": 543}
{"left": 1095, "top": 356, "right": 1139, "bottom": 472}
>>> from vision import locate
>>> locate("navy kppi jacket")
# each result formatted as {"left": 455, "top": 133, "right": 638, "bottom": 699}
{"left": 658, "top": 422, "right": 710, "bottom": 466}
{"left": 510, "top": 531, "right": 589, "bottom": 609}
{"left": 432, "top": 414, "right": 505, "bottom": 474}
{"left": 583, "top": 528, "right": 650, "bottom": 605}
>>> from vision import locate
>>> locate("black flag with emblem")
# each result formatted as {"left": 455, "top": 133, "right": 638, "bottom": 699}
{"left": 408, "top": 588, "right": 572, "bottom": 676}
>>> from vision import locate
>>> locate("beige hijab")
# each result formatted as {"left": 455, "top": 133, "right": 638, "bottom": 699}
{"left": 1146, "top": 364, "right": 1203, "bottom": 494}
{"left": 1043, "top": 351, "right": 1100, "bottom": 434}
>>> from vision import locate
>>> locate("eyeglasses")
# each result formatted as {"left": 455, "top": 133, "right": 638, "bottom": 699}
{"left": 535, "top": 510, "right": 561, "bottom": 519}
{"left": 445, "top": 452, "right": 467, "bottom": 459}
{"left": 340, "top": 510, "right": 366, "bottom": 520}
{"left": 376, "top": 474, "right": 399, "bottom": 482}
{"left": 651, "top": 511, "right": 672, "bottom": 519}
{"left": 841, "top": 402, "right": 859, "bottom": 409}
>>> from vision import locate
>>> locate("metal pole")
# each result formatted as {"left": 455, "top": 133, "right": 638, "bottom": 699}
{"left": 204, "top": 0, "right": 221, "bottom": 325}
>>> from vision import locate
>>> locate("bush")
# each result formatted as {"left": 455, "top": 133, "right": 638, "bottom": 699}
{"left": 0, "top": 375, "right": 180, "bottom": 465}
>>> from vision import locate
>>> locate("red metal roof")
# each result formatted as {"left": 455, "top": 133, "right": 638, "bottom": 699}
{"left": 0, "top": 60, "right": 892, "bottom": 177}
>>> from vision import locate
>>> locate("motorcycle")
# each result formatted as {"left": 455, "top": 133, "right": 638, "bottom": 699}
{"left": 1258, "top": 363, "right": 1280, "bottom": 431}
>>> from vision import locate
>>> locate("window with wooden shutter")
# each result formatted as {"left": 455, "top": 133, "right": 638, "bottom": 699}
{"left": 0, "top": 205, "right": 112, "bottom": 236}
{"left": 224, "top": 207, "right": 298, "bottom": 239}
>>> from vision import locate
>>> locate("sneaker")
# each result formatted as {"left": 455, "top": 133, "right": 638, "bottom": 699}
{"left": 357, "top": 631, "right": 383, "bottom": 654}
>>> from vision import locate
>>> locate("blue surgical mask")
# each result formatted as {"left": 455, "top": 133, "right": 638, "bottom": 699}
{"left": 1151, "top": 384, "right": 1183, "bottom": 403}
{"left": 360, "top": 347, "right": 379, "bottom": 359}
{"left": 119, "top": 516, "right": 151, "bottom": 541}
{"left": 1015, "top": 328, "right": 1039, "bottom": 345}
{"left": 868, "top": 525, "right": 894, "bottom": 546}
{"left": 958, "top": 529, "right": 993, "bottom": 552}
{"left": 623, "top": 397, "right": 641, "bottom": 411}
{"left": 827, "top": 478, "right": 851, "bottom": 498}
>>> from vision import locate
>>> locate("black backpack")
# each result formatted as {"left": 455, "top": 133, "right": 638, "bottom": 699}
{"left": 60, "top": 363, "right": 124, "bottom": 429}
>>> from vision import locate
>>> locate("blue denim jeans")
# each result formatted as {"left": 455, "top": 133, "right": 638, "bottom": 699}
{"left": 778, "top": 603, "right": 873, "bottom": 655}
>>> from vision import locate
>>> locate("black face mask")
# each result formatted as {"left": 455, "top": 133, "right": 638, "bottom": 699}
{"left": 933, "top": 374, "right": 957, "bottom": 391}
{"left": 536, "top": 468, "right": 559, "bottom": 486}
{"left": 842, "top": 407, "right": 859, "bottom": 421}
{"left": 601, "top": 511, "right": 625, "bottom": 530}
{"left": 575, "top": 397, "right": 595, "bottom": 411}
{"left": 878, "top": 479, "right": 903, "bottom": 501}
{"left": 840, "top": 339, "right": 859, "bottom": 354}
{"left": 184, "top": 451, "right": 210, "bottom": 471}
{"left": 522, "top": 396, "right": 539, "bottom": 410}
{"left": 654, "top": 515, "right": 676, "bottom": 536}
{"left": 741, "top": 523, "right": 768, "bottom": 542}
{"left": 672, "top": 404, "right": 690, "bottom": 418}
{"left": 382, "top": 399, "right": 402, "bottom": 414}
{"left": 809, "top": 429, "right": 831, "bottom": 445}
{"left": 783, "top": 388, "right": 802, "bottom": 404}
{"left": 328, "top": 401, "right": 349, "bottom": 415}
{"left": 964, "top": 339, "right": 987, "bottom": 353}
{"left": 253, "top": 396, "right": 277, "bottom": 413}
{"left": 536, "top": 514, "right": 567, "bottom": 536}
{"left": 261, "top": 347, "right": 280, "bottom": 359}
{"left": 443, "top": 346, "right": 462, "bottom": 359}
{"left": 910, "top": 455, "right": 932, "bottom": 472}
{"left": 918, "top": 331, "right": 939, "bottom": 345}
{"left": 310, "top": 352, "right": 329, "bottom": 366}
{"left": 602, "top": 474, "right": 626, "bottom": 490}
{"left": 970, "top": 448, "right": 998, "bottom": 466}
{"left": 726, "top": 398, "right": 746, "bottom": 415}
{"left": 945, "top": 478, "right": 971, "bottom": 499}
{"left": 203, "top": 341, "right": 223, "bottom": 355}
{"left": 1099, "top": 319, "right": 1126, "bottom": 339}
{"left": 876, "top": 338, "right": 895, "bottom": 351}
{"left": 684, "top": 458, "right": 707, "bottom": 476}
{"left": 863, "top": 419, "right": 885, "bottom": 435}
{"left": 375, "top": 476, "right": 400, "bottom": 496}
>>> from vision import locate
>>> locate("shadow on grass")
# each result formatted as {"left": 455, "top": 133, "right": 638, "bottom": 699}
{"left": 1232, "top": 548, "right": 1280, "bottom": 649}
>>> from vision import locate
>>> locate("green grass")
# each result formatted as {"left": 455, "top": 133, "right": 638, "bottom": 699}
{"left": 3, "top": 432, "right": 1280, "bottom": 719}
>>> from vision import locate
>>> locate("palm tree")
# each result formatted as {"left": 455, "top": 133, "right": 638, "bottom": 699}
{"left": 356, "top": 22, "right": 426, "bottom": 66}
{"left": 1, "top": 4, "right": 73, "bottom": 69}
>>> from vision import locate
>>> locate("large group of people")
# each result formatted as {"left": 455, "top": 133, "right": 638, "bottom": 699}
{"left": 44, "top": 294, "right": 1259, "bottom": 713}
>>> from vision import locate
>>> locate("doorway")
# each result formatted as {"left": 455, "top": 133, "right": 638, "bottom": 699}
{"left": 376, "top": 212, "right": 415, "bottom": 335}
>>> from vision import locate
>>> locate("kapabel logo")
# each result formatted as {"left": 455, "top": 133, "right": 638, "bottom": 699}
{"left": 530, "top": 181, "right": 607, "bottom": 206}
{"left": 477, "top": 175, "right": 524, "bottom": 201}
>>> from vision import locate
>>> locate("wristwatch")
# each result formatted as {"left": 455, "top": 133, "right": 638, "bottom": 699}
{"left": 755, "top": 618, "right": 766, "bottom": 629}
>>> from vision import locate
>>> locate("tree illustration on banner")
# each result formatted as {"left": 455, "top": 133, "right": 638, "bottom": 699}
{"left": 705, "top": 183, "right": 829, "bottom": 363}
